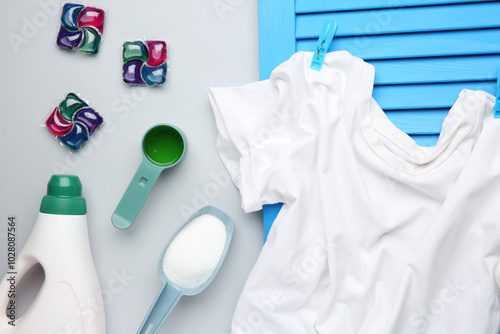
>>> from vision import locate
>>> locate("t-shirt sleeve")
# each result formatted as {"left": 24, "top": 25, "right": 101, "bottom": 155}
{"left": 209, "top": 51, "right": 364, "bottom": 213}
{"left": 209, "top": 78, "right": 291, "bottom": 212}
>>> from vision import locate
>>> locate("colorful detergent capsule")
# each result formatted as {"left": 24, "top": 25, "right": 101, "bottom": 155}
{"left": 77, "top": 7, "right": 105, "bottom": 34}
{"left": 59, "top": 92, "right": 88, "bottom": 121}
{"left": 123, "top": 59, "right": 146, "bottom": 85}
{"left": 59, "top": 122, "right": 89, "bottom": 150}
{"left": 46, "top": 107, "right": 74, "bottom": 136}
{"left": 142, "top": 63, "right": 167, "bottom": 86}
{"left": 57, "top": 3, "right": 104, "bottom": 54}
{"left": 61, "top": 3, "right": 84, "bottom": 31}
{"left": 145, "top": 41, "right": 167, "bottom": 67}
{"left": 73, "top": 108, "right": 103, "bottom": 136}
{"left": 57, "top": 25, "right": 83, "bottom": 50}
{"left": 46, "top": 92, "right": 103, "bottom": 150}
{"left": 123, "top": 40, "right": 167, "bottom": 86}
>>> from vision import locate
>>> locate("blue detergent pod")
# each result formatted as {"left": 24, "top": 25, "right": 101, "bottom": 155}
{"left": 59, "top": 122, "right": 89, "bottom": 150}
{"left": 141, "top": 63, "right": 167, "bottom": 86}
{"left": 61, "top": 3, "right": 84, "bottom": 32}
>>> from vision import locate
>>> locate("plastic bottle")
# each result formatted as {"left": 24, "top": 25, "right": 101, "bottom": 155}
{"left": 0, "top": 175, "right": 106, "bottom": 334}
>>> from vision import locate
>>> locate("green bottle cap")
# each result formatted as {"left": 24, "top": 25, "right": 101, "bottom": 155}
{"left": 40, "top": 175, "right": 87, "bottom": 215}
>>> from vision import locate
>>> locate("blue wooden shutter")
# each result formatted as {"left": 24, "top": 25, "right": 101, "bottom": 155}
{"left": 259, "top": 0, "right": 500, "bottom": 238}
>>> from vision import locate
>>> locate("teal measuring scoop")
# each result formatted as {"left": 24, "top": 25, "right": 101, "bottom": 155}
{"left": 112, "top": 124, "right": 187, "bottom": 230}
{"left": 137, "top": 206, "right": 234, "bottom": 334}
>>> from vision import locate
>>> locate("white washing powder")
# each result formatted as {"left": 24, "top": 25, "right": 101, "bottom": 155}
{"left": 162, "top": 214, "right": 227, "bottom": 289}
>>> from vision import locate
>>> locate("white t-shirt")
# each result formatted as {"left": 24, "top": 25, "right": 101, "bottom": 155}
{"left": 209, "top": 51, "right": 500, "bottom": 334}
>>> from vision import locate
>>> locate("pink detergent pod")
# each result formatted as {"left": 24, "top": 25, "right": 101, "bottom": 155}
{"left": 44, "top": 92, "right": 103, "bottom": 151}
{"left": 46, "top": 107, "right": 74, "bottom": 136}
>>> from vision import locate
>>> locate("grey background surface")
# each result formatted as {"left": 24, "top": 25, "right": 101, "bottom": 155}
{"left": 0, "top": 0, "right": 264, "bottom": 333}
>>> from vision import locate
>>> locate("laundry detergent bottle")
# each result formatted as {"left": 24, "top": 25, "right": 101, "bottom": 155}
{"left": 0, "top": 175, "right": 106, "bottom": 334}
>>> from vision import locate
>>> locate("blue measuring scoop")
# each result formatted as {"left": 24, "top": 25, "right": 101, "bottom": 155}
{"left": 136, "top": 206, "right": 234, "bottom": 334}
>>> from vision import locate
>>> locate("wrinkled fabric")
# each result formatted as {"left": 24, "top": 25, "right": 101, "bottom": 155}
{"left": 209, "top": 51, "right": 500, "bottom": 334}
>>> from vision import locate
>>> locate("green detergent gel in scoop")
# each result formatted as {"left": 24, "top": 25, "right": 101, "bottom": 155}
{"left": 112, "top": 124, "right": 187, "bottom": 230}
{"left": 143, "top": 125, "right": 185, "bottom": 166}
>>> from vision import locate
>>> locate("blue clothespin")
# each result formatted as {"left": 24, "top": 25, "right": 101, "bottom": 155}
{"left": 495, "top": 65, "right": 500, "bottom": 118}
{"left": 310, "top": 19, "right": 338, "bottom": 71}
